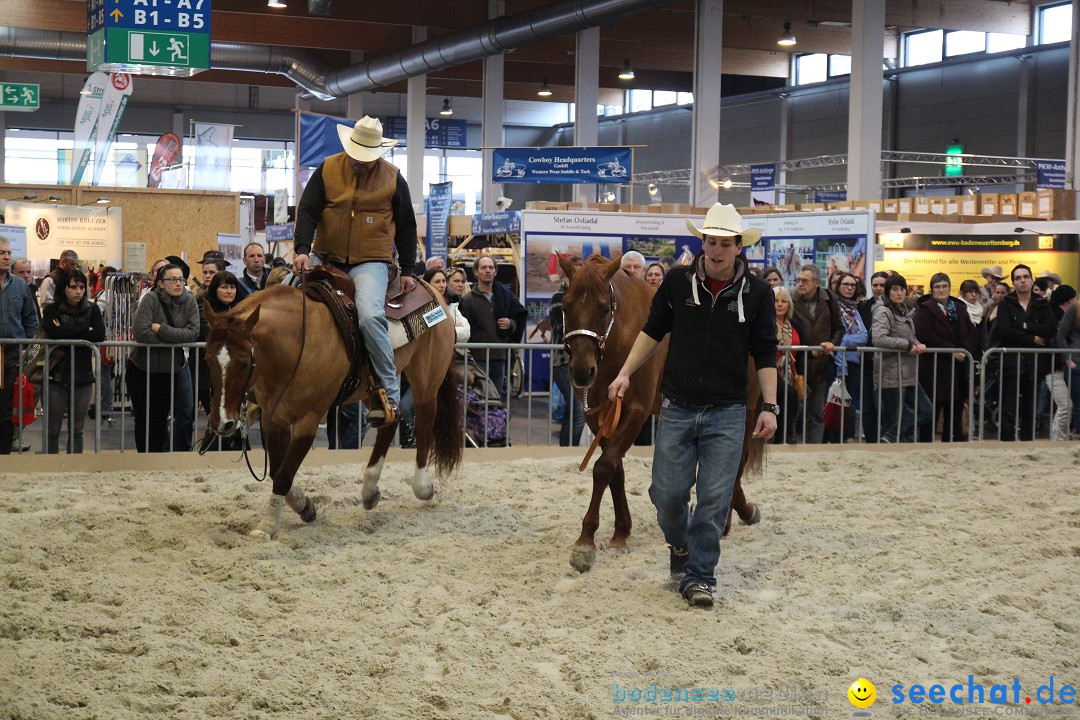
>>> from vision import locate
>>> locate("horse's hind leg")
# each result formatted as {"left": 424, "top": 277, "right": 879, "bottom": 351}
{"left": 361, "top": 423, "right": 397, "bottom": 509}
{"left": 407, "top": 396, "right": 438, "bottom": 501}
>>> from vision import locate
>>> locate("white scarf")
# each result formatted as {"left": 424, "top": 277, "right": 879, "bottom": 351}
{"left": 961, "top": 296, "right": 984, "bottom": 326}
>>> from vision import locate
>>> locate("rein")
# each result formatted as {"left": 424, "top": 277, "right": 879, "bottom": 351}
{"left": 578, "top": 396, "right": 622, "bottom": 471}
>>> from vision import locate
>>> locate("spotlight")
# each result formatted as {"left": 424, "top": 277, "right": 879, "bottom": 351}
{"left": 777, "top": 22, "right": 797, "bottom": 47}
{"left": 618, "top": 60, "right": 635, "bottom": 80}
{"left": 721, "top": 177, "right": 733, "bottom": 190}
{"left": 267, "top": 0, "right": 287, "bottom": 8}
{"left": 537, "top": 79, "right": 552, "bottom": 97}
{"left": 495, "top": 197, "right": 513, "bottom": 210}
{"left": 439, "top": 98, "right": 453, "bottom": 116}
{"left": 602, "top": 191, "right": 616, "bottom": 203}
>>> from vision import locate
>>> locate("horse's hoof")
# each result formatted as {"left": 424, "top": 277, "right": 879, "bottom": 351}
{"left": 248, "top": 528, "right": 273, "bottom": 541}
{"left": 299, "top": 499, "right": 317, "bottom": 524}
{"left": 569, "top": 546, "right": 596, "bottom": 573}
{"left": 362, "top": 491, "right": 381, "bottom": 510}
{"left": 743, "top": 503, "right": 761, "bottom": 525}
{"left": 609, "top": 537, "right": 629, "bottom": 552}
{"left": 413, "top": 484, "right": 435, "bottom": 502}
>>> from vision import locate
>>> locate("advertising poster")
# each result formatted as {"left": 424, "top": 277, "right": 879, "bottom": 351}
{"left": 216, "top": 233, "right": 245, "bottom": 275}
{"left": 426, "top": 181, "right": 452, "bottom": 263}
{"left": 2, "top": 201, "right": 122, "bottom": 276}
{"left": 750, "top": 164, "right": 776, "bottom": 207}
{"left": 877, "top": 232, "right": 1079, "bottom": 294}
{"left": 148, "top": 132, "right": 181, "bottom": 188}
{"left": 492, "top": 147, "right": 632, "bottom": 184}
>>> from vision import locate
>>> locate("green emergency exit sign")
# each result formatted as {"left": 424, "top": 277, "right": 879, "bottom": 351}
{"left": 0, "top": 83, "right": 40, "bottom": 112}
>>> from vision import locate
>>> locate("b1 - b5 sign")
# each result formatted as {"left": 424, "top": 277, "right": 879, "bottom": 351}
{"left": 87, "top": 0, "right": 212, "bottom": 77}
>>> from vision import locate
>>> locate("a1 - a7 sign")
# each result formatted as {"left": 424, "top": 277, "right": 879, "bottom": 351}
{"left": 0, "top": 83, "right": 40, "bottom": 112}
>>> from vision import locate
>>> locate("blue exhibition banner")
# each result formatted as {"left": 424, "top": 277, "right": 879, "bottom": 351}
{"left": 384, "top": 116, "right": 468, "bottom": 148}
{"left": 750, "top": 163, "right": 776, "bottom": 206}
{"left": 265, "top": 224, "right": 293, "bottom": 243}
{"left": 471, "top": 211, "right": 522, "bottom": 235}
{"left": 491, "top": 147, "right": 632, "bottom": 184}
{"left": 298, "top": 112, "right": 354, "bottom": 167}
{"left": 426, "top": 182, "right": 452, "bottom": 262}
{"left": 814, "top": 191, "right": 848, "bottom": 203}
{"left": 1037, "top": 161, "right": 1066, "bottom": 189}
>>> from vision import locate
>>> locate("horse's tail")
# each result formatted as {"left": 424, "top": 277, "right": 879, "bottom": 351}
{"left": 427, "top": 369, "right": 464, "bottom": 476}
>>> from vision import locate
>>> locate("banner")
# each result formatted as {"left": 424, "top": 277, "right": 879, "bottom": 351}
{"left": 113, "top": 147, "right": 147, "bottom": 187}
{"left": 148, "top": 132, "right": 181, "bottom": 188}
{"left": 384, "top": 116, "right": 468, "bottom": 148}
{"left": 91, "top": 73, "right": 133, "bottom": 185}
{"left": 298, "top": 111, "right": 354, "bottom": 167}
{"left": 750, "top": 163, "right": 776, "bottom": 206}
{"left": 426, "top": 182, "right": 452, "bottom": 263}
{"left": 2, "top": 201, "right": 122, "bottom": 275}
{"left": 71, "top": 72, "right": 110, "bottom": 185}
{"left": 472, "top": 211, "right": 522, "bottom": 236}
{"left": 1036, "top": 161, "right": 1066, "bottom": 190}
{"left": 194, "top": 122, "right": 234, "bottom": 190}
{"left": 814, "top": 190, "right": 848, "bottom": 203}
{"left": 491, "top": 147, "right": 632, "bottom": 184}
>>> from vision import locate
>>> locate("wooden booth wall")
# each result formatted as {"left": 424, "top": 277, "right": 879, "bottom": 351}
{"left": 1, "top": 184, "right": 239, "bottom": 272}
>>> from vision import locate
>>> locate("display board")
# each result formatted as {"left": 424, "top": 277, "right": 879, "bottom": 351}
{"left": 1, "top": 201, "right": 122, "bottom": 277}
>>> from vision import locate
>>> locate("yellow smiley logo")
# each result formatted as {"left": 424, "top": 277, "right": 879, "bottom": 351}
{"left": 848, "top": 678, "right": 876, "bottom": 709}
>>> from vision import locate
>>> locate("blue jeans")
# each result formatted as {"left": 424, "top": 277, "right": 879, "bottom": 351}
{"left": 879, "top": 384, "right": 933, "bottom": 443}
{"left": 312, "top": 255, "right": 399, "bottom": 405}
{"left": 649, "top": 399, "right": 746, "bottom": 592}
{"left": 552, "top": 364, "right": 583, "bottom": 447}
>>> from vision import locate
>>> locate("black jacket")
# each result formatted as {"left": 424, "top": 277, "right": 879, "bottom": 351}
{"left": 41, "top": 299, "right": 105, "bottom": 386}
{"left": 459, "top": 281, "right": 527, "bottom": 345}
{"left": 642, "top": 255, "right": 776, "bottom": 406}
{"left": 235, "top": 267, "right": 270, "bottom": 301}
{"left": 989, "top": 294, "right": 1057, "bottom": 376}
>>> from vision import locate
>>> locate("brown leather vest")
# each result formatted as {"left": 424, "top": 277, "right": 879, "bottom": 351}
{"left": 314, "top": 153, "right": 398, "bottom": 265}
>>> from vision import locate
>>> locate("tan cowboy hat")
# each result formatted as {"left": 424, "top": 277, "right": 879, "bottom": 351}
{"left": 337, "top": 116, "right": 398, "bottom": 162}
{"left": 685, "top": 203, "right": 762, "bottom": 245}
{"left": 981, "top": 265, "right": 1003, "bottom": 280}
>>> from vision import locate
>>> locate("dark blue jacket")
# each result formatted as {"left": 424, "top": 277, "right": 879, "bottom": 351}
{"left": 1, "top": 272, "right": 40, "bottom": 366}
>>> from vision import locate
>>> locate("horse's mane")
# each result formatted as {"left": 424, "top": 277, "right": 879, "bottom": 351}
{"left": 567, "top": 254, "right": 615, "bottom": 300}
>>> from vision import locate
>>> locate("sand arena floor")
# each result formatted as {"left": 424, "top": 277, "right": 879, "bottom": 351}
{"left": 1, "top": 444, "right": 1079, "bottom": 720}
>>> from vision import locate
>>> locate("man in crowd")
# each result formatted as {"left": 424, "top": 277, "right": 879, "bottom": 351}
{"left": 791, "top": 262, "right": 842, "bottom": 443}
{"left": 620, "top": 251, "right": 646, "bottom": 280}
{"left": 11, "top": 259, "right": 41, "bottom": 320}
{"left": 292, "top": 116, "right": 418, "bottom": 426}
{"left": 37, "top": 249, "right": 79, "bottom": 307}
{"left": 0, "top": 239, "right": 40, "bottom": 455}
{"left": 979, "top": 265, "right": 1003, "bottom": 307}
{"left": 236, "top": 243, "right": 269, "bottom": 300}
{"left": 458, "top": 254, "right": 526, "bottom": 397}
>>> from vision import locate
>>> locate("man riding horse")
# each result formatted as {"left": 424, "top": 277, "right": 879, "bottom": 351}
{"left": 291, "top": 115, "right": 418, "bottom": 427}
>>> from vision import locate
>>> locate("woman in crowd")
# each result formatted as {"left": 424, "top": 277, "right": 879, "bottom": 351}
{"left": 426, "top": 267, "right": 470, "bottom": 344}
{"left": 772, "top": 285, "right": 803, "bottom": 443}
{"left": 762, "top": 266, "right": 784, "bottom": 288}
{"left": 1055, "top": 288, "right": 1080, "bottom": 438}
{"left": 196, "top": 271, "right": 243, "bottom": 451}
{"left": 826, "top": 272, "right": 868, "bottom": 442}
{"left": 957, "top": 279, "right": 984, "bottom": 331}
{"left": 872, "top": 274, "right": 933, "bottom": 443}
{"left": 645, "top": 262, "right": 665, "bottom": 289}
{"left": 913, "top": 272, "right": 979, "bottom": 442}
{"left": 41, "top": 268, "right": 105, "bottom": 454}
{"left": 127, "top": 263, "right": 199, "bottom": 452}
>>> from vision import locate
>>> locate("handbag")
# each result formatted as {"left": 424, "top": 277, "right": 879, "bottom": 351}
{"left": 823, "top": 378, "right": 852, "bottom": 431}
{"left": 789, "top": 352, "right": 806, "bottom": 402}
{"left": 21, "top": 342, "right": 65, "bottom": 386}
{"left": 11, "top": 374, "right": 36, "bottom": 428}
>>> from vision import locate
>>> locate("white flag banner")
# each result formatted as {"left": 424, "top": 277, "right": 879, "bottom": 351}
{"left": 194, "top": 122, "right": 234, "bottom": 190}
{"left": 90, "top": 73, "right": 134, "bottom": 186}
{"left": 71, "top": 72, "right": 110, "bottom": 185}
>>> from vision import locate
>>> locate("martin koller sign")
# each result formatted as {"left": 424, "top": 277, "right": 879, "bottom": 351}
{"left": 491, "top": 147, "right": 632, "bottom": 184}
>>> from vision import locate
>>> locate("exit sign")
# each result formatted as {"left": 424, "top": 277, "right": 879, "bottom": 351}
{"left": 87, "top": 0, "right": 211, "bottom": 77}
{"left": 0, "top": 83, "right": 40, "bottom": 112}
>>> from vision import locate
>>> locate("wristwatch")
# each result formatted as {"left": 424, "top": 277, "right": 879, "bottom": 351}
{"left": 761, "top": 402, "right": 781, "bottom": 415}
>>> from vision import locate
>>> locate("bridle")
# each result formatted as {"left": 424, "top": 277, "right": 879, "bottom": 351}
{"left": 562, "top": 281, "right": 617, "bottom": 415}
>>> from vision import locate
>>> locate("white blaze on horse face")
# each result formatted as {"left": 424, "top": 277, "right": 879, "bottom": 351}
{"left": 216, "top": 345, "right": 233, "bottom": 428}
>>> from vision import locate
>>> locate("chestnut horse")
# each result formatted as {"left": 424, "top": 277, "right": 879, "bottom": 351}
{"left": 204, "top": 284, "right": 462, "bottom": 540}
{"left": 560, "top": 255, "right": 764, "bottom": 572}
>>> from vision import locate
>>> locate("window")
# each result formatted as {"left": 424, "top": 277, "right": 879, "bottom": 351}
{"left": 905, "top": 29, "right": 943, "bottom": 66}
{"left": 795, "top": 53, "right": 827, "bottom": 85}
{"left": 945, "top": 30, "right": 986, "bottom": 57}
{"left": 628, "top": 89, "right": 652, "bottom": 113}
{"left": 987, "top": 32, "right": 1027, "bottom": 53}
{"left": 1039, "top": 2, "right": 1072, "bottom": 44}
{"left": 677, "top": 92, "right": 694, "bottom": 106}
{"left": 829, "top": 55, "right": 851, "bottom": 77}
{"left": 652, "top": 90, "right": 677, "bottom": 107}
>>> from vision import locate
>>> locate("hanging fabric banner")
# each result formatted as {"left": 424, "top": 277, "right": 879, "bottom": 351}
{"left": 71, "top": 72, "right": 110, "bottom": 186}
{"left": 750, "top": 163, "right": 776, "bottom": 206}
{"left": 193, "top": 122, "right": 235, "bottom": 190}
{"left": 90, "top": 73, "right": 133, "bottom": 186}
{"left": 426, "top": 181, "right": 453, "bottom": 263}
{"left": 491, "top": 147, "right": 632, "bottom": 184}
{"left": 298, "top": 111, "right": 353, "bottom": 167}
{"left": 148, "top": 133, "right": 181, "bottom": 188}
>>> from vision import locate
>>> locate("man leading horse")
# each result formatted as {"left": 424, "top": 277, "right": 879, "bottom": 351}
{"left": 292, "top": 115, "right": 417, "bottom": 427}
{"left": 608, "top": 203, "right": 779, "bottom": 609}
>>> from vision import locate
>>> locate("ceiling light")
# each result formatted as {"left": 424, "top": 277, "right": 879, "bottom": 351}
{"left": 721, "top": 176, "right": 733, "bottom": 190}
{"left": 537, "top": 78, "right": 552, "bottom": 97}
{"left": 267, "top": 0, "right": 287, "bottom": 8}
{"left": 777, "top": 22, "right": 797, "bottom": 47}
{"left": 440, "top": 98, "right": 453, "bottom": 116}
{"left": 618, "top": 59, "right": 635, "bottom": 80}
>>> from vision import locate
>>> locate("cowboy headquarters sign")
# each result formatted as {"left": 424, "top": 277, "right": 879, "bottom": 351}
{"left": 492, "top": 147, "right": 632, "bottom": 184}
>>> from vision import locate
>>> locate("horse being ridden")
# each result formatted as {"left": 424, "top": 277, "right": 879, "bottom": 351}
{"left": 204, "top": 284, "right": 462, "bottom": 539}
{"left": 559, "top": 255, "right": 763, "bottom": 572}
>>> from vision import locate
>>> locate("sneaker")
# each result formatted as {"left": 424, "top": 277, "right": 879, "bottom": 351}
{"left": 669, "top": 546, "right": 689, "bottom": 577}
{"left": 681, "top": 582, "right": 714, "bottom": 608}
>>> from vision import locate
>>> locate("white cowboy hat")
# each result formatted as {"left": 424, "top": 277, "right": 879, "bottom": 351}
{"left": 685, "top": 203, "right": 762, "bottom": 245}
{"left": 337, "top": 116, "right": 398, "bottom": 162}
{"left": 981, "top": 265, "right": 1003, "bottom": 280}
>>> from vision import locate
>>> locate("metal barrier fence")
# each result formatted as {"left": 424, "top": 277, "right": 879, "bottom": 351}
{"left": 3, "top": 338, "right": 1075, "bottom": 454}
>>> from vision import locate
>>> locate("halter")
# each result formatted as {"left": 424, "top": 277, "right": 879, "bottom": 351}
{"left": 562, "top": 282, "right": 617, "bottom": 416}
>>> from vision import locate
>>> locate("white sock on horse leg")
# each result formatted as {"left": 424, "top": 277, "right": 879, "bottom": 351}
{"left": 362, "top": 458, "right": 384, "bottom": 498}
{"left": 250, "top": 494, "right": 285, "bottom": 540}
{"left": 285, "top": 484, "right": 307, "bottom": 513}
{"left": 410, "top": 465, "right": 434, "bottom": 500}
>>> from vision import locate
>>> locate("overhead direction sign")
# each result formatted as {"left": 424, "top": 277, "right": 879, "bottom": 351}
{"left": 87, "top": 0, "right": 211, "bottom": 77}
{"left": 0, "top": 83, "right": 40, "bottom": 112}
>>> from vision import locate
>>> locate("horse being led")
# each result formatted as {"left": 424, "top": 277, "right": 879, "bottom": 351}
{"left": 204, "top": 284, "right": 463, "bottom": 540}
{"left": 559, "top": 255, "right": 764, "bottom": 572}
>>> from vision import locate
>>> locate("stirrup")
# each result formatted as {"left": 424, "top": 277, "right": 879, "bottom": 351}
{"left": 366, "top": 388, "right": 398, "bottom": 428}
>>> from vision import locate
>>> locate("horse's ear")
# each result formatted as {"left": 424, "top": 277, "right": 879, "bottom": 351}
{"left": 243, "top": 305, "right": 261, "bottom": 335}
{"left": 556, "top": 253, "right": 576, "bottom": 281}
{"left": 603, "top": 255, "right": 623, "bottom": 282}
{"left": 204, "top": 302, "right": 221, "bottom": 327}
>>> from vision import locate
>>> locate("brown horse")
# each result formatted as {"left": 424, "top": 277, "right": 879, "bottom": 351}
{"left": 204, "top": 284, "right": 463, "bottom": 540}
{"left": 559, "top": 255, "right": 764, "bottom": 572}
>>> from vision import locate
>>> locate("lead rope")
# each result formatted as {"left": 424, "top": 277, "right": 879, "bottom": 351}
{"left": 578, "top": 396, "right": 622, "bottom": 472}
